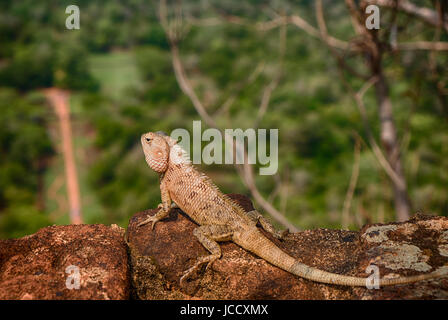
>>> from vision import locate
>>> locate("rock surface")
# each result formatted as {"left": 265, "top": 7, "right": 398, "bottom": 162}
{"left": 126, "top": 194, "right": 448, "bottom": 300}
{"left": 1, "top": 194, "right": 447, "bottom": 299}
{"left": 0, "top": 224, "right": 130, "bottom": 300}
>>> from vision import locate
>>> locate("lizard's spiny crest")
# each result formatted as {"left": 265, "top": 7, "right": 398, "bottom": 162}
{"left": 141, "top": 132, "right": 169, "bottom": 173}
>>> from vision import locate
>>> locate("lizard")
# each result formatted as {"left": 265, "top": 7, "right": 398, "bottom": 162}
{"left": 138, "top": 131, "right": 447, "bottom": 287}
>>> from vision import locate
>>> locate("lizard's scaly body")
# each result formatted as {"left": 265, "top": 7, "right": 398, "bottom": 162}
{"left": 139, "top": 131, "right": 446, "bottom": 287}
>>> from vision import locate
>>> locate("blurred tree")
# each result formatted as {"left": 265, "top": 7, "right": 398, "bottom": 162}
{"left": 0, "top": 0, "right": 446, "bottom": 238}
{"left": 0, "top": 89, "right": 54, "bottom": 238}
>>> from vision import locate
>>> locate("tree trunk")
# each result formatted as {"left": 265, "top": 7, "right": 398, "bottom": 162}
{"left": 374, "top": 71, "right": 411, "bottom": 221}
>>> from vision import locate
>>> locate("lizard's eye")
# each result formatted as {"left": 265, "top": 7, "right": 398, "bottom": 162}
{"left": 145, "top": 138, "right": 151, "bottom": 142}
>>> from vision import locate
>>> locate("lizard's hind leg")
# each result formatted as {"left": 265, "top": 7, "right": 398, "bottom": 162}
{"left": 246, "top": 210, "right": 289, "bottom": 240}
{"left": 180, "top": 225, "right": 232, "bottom": 286}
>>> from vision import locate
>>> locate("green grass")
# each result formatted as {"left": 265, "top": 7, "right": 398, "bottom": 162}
{"left": 89, "top": 51, "right": 142, "bottom": 100}
{"left": 44, "top": 50, "right": 142, "bottom": 227}
{"left": 71, "top": 99, "right": 108, "bottom": 225}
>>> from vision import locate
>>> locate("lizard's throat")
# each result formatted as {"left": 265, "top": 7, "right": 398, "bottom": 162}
{"left": 145, "top": 155, "right": 168, "bottom": 173}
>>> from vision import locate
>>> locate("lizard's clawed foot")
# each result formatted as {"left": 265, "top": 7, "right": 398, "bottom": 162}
{"left": 138, "top": 204, "right": 168, "bottom": 229}
{"left": 274, "top": 229, "right": 289, "bottom": 240}
{"left": 180, "top": 265, "right": 199, "bottom": 287}
{"left": 179, "top": 255, "right": 219, "bottom": 286}
{"left": 137, "top": 215, "right": 160, "bottom": 229}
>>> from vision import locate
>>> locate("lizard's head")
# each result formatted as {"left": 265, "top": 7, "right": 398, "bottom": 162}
{"left": 141, "top": 132, "right": 170, "bottom": 173}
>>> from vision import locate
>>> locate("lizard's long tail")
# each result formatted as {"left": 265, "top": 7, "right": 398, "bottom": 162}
{"left": 236, "top": 229, "right": 447, "bottom": 287}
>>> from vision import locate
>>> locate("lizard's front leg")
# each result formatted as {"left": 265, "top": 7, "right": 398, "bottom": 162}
{"left": 246, "top": 210, "right": 289, "bottom": 240}
{"left": 180, "top": 225, "right": 233, "bottom": 286}
{"left": 138, "top": 180, "right": 171, "bottom": 229}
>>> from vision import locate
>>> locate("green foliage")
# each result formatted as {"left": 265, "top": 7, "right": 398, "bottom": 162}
{"left": 0, "top": 205, "right": 51, "bottom": 239}
{"left": 0, "top": 0, "right": 447, "bottom": 238}
{"left": 0, "top": 43, "right": 54, "bottom": 90}
{"left": 135, "top": 46, "right": 181, "bottom": 103}
{"left": 0, "top": 89, "right": 54, "bottom": 238}
{"left": 54, "top": 38, "right": 100, "bottom": 91}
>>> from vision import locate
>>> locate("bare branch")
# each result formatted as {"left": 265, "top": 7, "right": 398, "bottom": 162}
{"left": 214, "top": 62, "right": 265, "bottom": 118}
{"left": 256, "top": 17, "right": 288, "bottom": 31}
{"left": 352, "top": 77, "right": 407, "bottom": 191}
{"left": 342, "top": 135, "right": 361, "bottom": 230}
{"left": 345, "top": 0, "right": 366, "bottom": 35}
{"left": 254, "top": 79, "right": 278, "bottom": 127}
{"left": 289, "top": 15, "right": 356, "bottom": 51}
{"left": 256, "top": 10, "right": 360, "bottom": 52}
{"left": 396, "top": 41, "right": 448, "bottom": 51}
{"left": 315, "top": 0, "right": 369, "bottom": 80}
{"left": 170, "top": 45, "right": 217, "bottom": 128}
{"left": 158, "top": 0, "right": 299, "bottom": 231}
{"left": 366, "top": 0, "right": 448, "bottom": 32}
{"left": 323, "top": 0, "right": 412, "bottom": 221}
{"left": 240, "top": 153, "right": 299, "bottom": 232}
{"left": 267, "top": 173, "right": 283, "bottom": 204}
{"left": 185, "top": 16, "right": 223, "bottom": 27}
{"left": 254, "top": 21, "right": 286, "bottom": 127}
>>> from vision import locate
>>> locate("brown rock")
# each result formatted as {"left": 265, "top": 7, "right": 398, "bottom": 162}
{"left": 127, "top": 194, "right": 448, "bottom": 300}
{"left": 0, "top": 224, "right": 130, "bottom": 300}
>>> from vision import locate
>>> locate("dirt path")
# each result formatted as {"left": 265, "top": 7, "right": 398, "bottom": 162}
{"left": 44, "top": 88, "right": 83, "bottom": 224}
